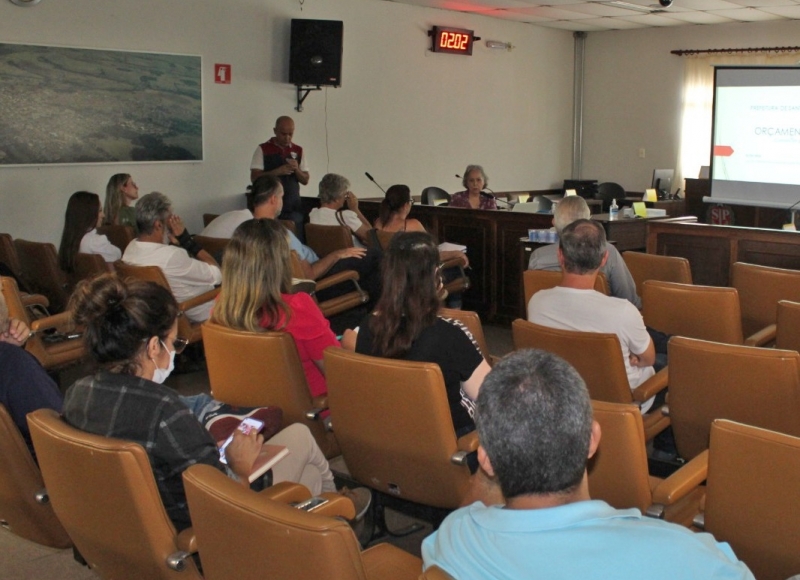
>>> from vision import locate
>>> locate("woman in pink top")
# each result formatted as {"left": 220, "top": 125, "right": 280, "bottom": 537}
{"left": 211, "top": 218, "right": 338, "bottom": 399}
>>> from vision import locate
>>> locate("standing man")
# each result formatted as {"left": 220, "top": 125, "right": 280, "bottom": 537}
{"left": 250, "top": 116, "right": 309, "bottom": 239}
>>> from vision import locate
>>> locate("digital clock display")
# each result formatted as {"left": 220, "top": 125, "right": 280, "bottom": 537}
{"left": 431, "top": 26, "right": 474, "bottom": 56}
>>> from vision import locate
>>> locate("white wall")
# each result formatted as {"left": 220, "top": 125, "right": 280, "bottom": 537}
{"left": 582, "top": 19, "right": 800, "bottom": 193}
{"left": 0, "top": 0, "right": 574, "bottom": 245}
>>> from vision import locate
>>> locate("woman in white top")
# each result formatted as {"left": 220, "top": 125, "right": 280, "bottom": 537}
{"left": 58, "top": 191, "right": 121, "bottom": 276}
{"left": 308, "top": 173, "right": 371, "bottom": 248}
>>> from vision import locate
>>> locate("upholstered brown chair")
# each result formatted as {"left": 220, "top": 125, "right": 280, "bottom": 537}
{"left": 621, "top": 251, "right": 692, "bottom": 298}
{"left": 0, "top": 232, "right": 23, "bottom": 280}
{"left": 0, "top": 405, "right": 71, "bottom": 548}
{"left": 97, "top": 225, "right": 135, "bottom": 254}
{"left": 305, "top": 224, "right": 354, "bottom": 258}
{"left": 668, "top": 335, "right": 800, "bottom": 461}
{"left": 70, "top": 253, "right": 108, "bottom": 289}
{"left": 201, "top": 322, "right": 340, "bottom": 459}
{"left": 690, "top": 420, "right": 800, "bottom": 580}
{"left": 183, "top": 464, "right": 422, "bottom": 580}
{"left": 324, "top": 348, "right": 479, "bottom": 513}
{"left": 202, "top": 213, "right": 219, "bottom": 227}
{"left": 419, "top": 567, "right": 456, "bottom": 580}
{"left": 191, "top": 235, "right": 230, "bottom": 260}
{"left": 731, "top": 261, "right": 800, "bottom": 342}
{"left": 522, "top": 269, "right": 608, "bottom": 309}
{"left": 27, "top": 408, "right": 202, "bottom": 580}
{"left": 113, "top": 262, "right": 219, "bottom": 345}
{"left": 290, "top": 251, "right": 369, "bottom": 319}
{"left": 1, "top": 276, "right": 85, "bottom": 371}
{"left": 511, "top": 319, "right": 669, "bottom": 440}
{"left": 13, "top": 239, "right": 70, "bottom": 314}
{"left": 776, "top": 299, "right": 800, "bottom": 353}
{"left": 641, "top": 280, "right": 770, "bottom": 347}
{"left": 589, "top": 401, "right": 704, "bottom": 527}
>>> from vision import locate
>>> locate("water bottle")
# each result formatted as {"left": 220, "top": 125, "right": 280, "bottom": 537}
{"left": 609, "top": 199, "right": 619, "bottom": 221}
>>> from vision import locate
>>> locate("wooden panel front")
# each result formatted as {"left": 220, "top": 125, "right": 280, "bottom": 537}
{"left": 655, "top": 233, "right": 731, "bottom": 286}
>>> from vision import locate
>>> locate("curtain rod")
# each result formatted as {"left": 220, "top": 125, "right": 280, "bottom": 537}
{"left": 671, "top": 46, "right": 800, "bottom": 56}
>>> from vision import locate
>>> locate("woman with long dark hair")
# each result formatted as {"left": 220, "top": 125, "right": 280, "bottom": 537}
{"left": 343, "top": 232, "right": 490, "bottom": 435}
{"left": 57, "top": 191, "right": 121, "bottom": 274}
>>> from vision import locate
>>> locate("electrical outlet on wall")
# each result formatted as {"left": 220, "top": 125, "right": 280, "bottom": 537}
{"left": 638, "top": 147, "right": 646, "bottom": 159}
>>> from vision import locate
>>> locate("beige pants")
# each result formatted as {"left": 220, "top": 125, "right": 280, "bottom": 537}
{"left": 266, "top": 423, "right": 336, "bottom": 495}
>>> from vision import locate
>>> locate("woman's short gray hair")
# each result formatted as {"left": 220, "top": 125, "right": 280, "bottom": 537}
{"left": 318, "top": 173, "right": 350, "bottom": 204}
{"left": 462, "top": 165, "right": 488, "bottom": 189}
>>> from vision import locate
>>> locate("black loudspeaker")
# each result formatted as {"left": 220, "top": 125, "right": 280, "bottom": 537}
{"left": 289, "top": 19, "right": 343, "bottom": 87}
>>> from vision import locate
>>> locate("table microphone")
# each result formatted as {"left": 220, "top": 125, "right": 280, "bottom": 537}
{"left": 365, "top": 172, "right": 387, "bottom": 194}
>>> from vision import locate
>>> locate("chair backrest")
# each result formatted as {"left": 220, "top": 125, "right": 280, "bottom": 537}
{"left": 185, "top": 464, "right": 402, "bottom": 580}
{"left": 71, "top": 253, "right": 108, "bottom": 288}
{"left": 324, "top": 348, "right": 472, "bottom": 509}
{"left": 192, "top": 235, "right": 230, "bottom": 260}
{"left": 776, "top": 300, "right": 800, "bottom": 353}
{"left": 201, "top": 322, "right": 338, "bottom": 458}
{"left": 641, "top": 280, "right": 744, "bottom": 344}
{"left": 439, "top": 308, "right": 489, "bottom": 360}
{"left": 511, "top": 319, "right": 635, "bottom": 405}
{"left": 114, "top": 261, "right": 170, "bottom": 289}
{"left": 279, "top": 219, "right": 297, "bottom": 235}
{"left": 588, "top": 401, "right": 652, "bottom": 514}
{"left": 731, "top": 262, "right": 800, "bottom": 338}
{"left": 595, "top": 182, "right": 626, "bottom": 212}
{"left": 0, "top": 404, "right": 71, "bottom": 548}
{"left": 522, "top": 270, "right": 608, "bottom": 308}
{"left": 706, "top": 420, "right": 800, "bottom": 580}
{"left": 421, "top": 187, "right": 451, "bottom": 206}
{"left": 621, "top": 251, "right": 692, "bottom": 298}
{"left": 97, "top": 225, "right": 136, "bottom": 253}
{"left": 0, "top": 232, "right": 22, "bottom": 279}
{"left": 668, "top": 336, "right": 800, "bottom": 460}
{"left": 27, "top": 408, "right": 201, "bottom": 580}
{"left": 305, "top": 224, "right": 353, "bottom": 258}
{"left": 202, "top": 213, "right": 219, "bottom": 227}
{"left": 13, "top": 239, "right": 70, "bottom": 313}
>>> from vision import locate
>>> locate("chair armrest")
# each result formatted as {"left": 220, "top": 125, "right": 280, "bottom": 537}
{"left": 646, "top": 450, "right": 709, "bottom": 519}
{"left": 305, "top": 395, "right": 329, "bottom": 421}
{"left": 30, "top": 312, "right": 75, "bottom": 334}
{"left": 167, "top": 528, "right": 197, "bottom": 571}
{"left": 313, "top": 492, "right": 356, "bottom": 520}
{"left": 744, "top": 323, "right": 776, "bottom": 347}
{"left": 451, "top": 431, "right": 479, "bottom": 466}
{"left": 175, "top": 528, "right": 197, "bottom": 554}
{"left": 178, "top": 287, "right": 220, "bottom": 313}
{"left": 259, "top": 481, "right": 311, "bottom": 504}
{"left": 315, "top": 270, "right": 360, "bottom": 292}
{"left": 21, "top": 293, "right": 50, "bottom": 309}
{"left": 631, "top": 367, "right": 669, "bottom": 404}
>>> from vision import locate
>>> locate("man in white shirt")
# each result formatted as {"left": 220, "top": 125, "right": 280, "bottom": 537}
{"left": 527, "top": 219, "right": 656, "bottom": 411}
{"left": 199, "top": 209, "right": 253, "bottom": 239}
{"left": 122, "top": 192, "right": 221, "bottom": 322}
{"left": 308, "top": 173, "right": 372, "bottom": 248}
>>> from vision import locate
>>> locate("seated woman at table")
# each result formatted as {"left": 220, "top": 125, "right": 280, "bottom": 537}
{"left": 449, "top": 165, "right": 497, "bottom": 210}
{"left": 103, "top": 173, "right": 139, "bottom": 231}
{"left": 211, "top": 218, "right": 339, "bottom": 401}
{"left": 62, "top": 273, "right": 340, "bottom": 531}
{"left": 308, "top": 173, "right": 371, "bottom": 248}
{"left": 58, "top": 191, "right": 121, "bottom": 276}
{"left": 342, "top": 232, "right": 491, "bottom": 437}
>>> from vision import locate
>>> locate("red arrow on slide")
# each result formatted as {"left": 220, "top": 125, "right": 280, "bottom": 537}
{"left": 714, "top": 145, "right": 734, "bottom": 157}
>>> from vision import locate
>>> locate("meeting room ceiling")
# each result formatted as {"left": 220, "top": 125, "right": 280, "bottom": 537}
{"left": 385, "top": 0, "right": 800, "bottom": 31}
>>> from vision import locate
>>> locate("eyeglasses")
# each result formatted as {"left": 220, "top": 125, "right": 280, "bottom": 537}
{"left": 172, "top": 337, "right": 189, "bottom": 354}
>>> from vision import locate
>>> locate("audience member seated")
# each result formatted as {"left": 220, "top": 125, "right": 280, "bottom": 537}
{"left": 199, "top": 208, "right": 254, "bottom": 239}
{"left": 103, "top": 173, "right": 139, "bottom": 231}
{"left": 61, "top": 274, "right": 362, "bottom": 532}
{"left": 422, "top": 349, "right": 755, "bottom": 579}
{"left": 58, "top": 191, "right": 121, "bottom": 275}
{"left": 449, "top": 165, "right": 497, "bottom": 210}
{"left": 122, "top": 192, "right": 221, "bottom": 322}
{"left": 308, "top": 173, "right": 371, "bottom": 247}
{"left": 342, "top": 232, "right": 490, "bottom": 437}
{"left": 211, "top": 219, "right": 339, "bottom": 401}
{"left": 0, "top": 280, "right": 63, "bottom": 461}
{"left": 527, "top": 219, "right": 657, "bottom": 412}
{"left": 528, "top": 195, "right": 640, "bottom": 308}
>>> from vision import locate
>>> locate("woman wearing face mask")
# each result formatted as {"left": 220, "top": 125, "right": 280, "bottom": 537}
{"left": 62, "top": 273, "right": 344, "bottom": 532}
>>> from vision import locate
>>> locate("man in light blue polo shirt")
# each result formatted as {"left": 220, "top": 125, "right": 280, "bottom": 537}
{"left": 422, "top": 349, "right": 754, "bottom": 580}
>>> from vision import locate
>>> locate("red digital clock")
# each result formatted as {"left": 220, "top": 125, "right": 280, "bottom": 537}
{"left": 430, "top": 26, "right": 474, "bottom": 56}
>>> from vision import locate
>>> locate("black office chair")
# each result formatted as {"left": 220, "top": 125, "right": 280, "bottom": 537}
{"left": 421, "top": 187, "right": 450, "bottom": 206}
{"left": 595, "top": 182, "right": 626, "bottom": 213}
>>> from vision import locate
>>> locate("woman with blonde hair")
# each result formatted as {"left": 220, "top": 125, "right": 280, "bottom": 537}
{"left": 103, "top": 173, "right": 139, "bottom": 230}
{"left": 211, "top": 219, "right": 339, "bottom": 399}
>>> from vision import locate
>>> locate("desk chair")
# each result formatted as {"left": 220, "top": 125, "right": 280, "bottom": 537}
{"left": 97, "top": 225, "right": 135, "bottom": 254}
{"left": 191, "top": 235, "right": 229, "bottom": 263}
{"left": 202, "top": 322, "right": 340, "bottom": 459}
{"left": 0, "top": 404, "right": 72, "bottom": 549}
{"left": 0, "top": 232, "right": 23, "bottom": 280}
{"left": 1, "top": 276, "right": 85, "bottom": 371}
{"left": 70, "top": 253, "right": 108, "bottom": 289}
{"left": 184, "top": 465, "right": 422, "bottom": 580}
{"left": 305, "top": 224, "right": 353, "bottom": 258}
{"left": 595, "top": 182, "right": 626, "bottom": 213}
{"left": 421, "top": 187, "right": 450, "bottom": 206}
{"left": 522, "top": 270, "right": 609, "bottom": 314}
{"left": 202, "top": 213, "right": 219, "bottom": 227}
{"left": 512, "top": 319, "right": 669, "bottom": 440}
{"left": 289, "top": 251, "right": 368, "bottom": 319}
{"left": 776, "top": 300, "right": 800, "bottom": 353}
{"left": 730, "top": 261, "right": 800, "bottom": 342}
{"left": 641, "top": 280, "right": 771, "bottom": 347}
{"left": 621, "top": 251, "right": 692, "bottom": 298}
{"left": 113, "top": 262, "right": 219, "bottom": 345}
{"left": 13, "top": 239, "right": 70, "bottom": 314}
{"left": 667, "top": 336, "right": 800, "bottom": 461}
{"left": 691, "top": 420, "right": 800, "bottom": 580}
{"left": 27, "top": 408, "right": 201, "bottom": 580}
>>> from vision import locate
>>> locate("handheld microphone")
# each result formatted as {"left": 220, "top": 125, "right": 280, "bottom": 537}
{"left": 365, "top": 172, "right": 386, "bottom": 194}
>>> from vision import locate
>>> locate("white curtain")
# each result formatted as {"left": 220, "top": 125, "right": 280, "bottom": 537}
{"left": 677, "top": 52, "right": 800, "bottom": 190}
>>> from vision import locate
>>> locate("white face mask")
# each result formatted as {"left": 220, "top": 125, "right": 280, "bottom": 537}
{"left": 150, "top": 340, "right": 175, "bottom": 384}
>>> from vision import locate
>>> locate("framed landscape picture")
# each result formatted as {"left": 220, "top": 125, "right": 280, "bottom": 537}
{"left": 0, "top": 43, "right": 202, "bottom": 165}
